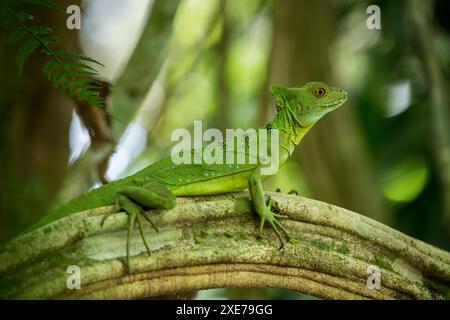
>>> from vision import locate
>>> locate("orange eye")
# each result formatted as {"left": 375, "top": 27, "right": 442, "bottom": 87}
{"left": 314, "top": 87, "right": 326, "bottom": 97}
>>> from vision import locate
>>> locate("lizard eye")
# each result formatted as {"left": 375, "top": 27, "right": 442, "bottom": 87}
{"left": 314, "top": 87, "right": 326, "bottom": 97}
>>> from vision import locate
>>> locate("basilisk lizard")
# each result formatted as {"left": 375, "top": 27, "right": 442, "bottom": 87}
{"left": 26, "top": 81, "right": 347, "bottom": 272}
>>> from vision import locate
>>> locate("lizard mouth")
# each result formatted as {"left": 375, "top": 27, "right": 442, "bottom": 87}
{"left": 319, "top": 96, "right": 347, "bottom": 108}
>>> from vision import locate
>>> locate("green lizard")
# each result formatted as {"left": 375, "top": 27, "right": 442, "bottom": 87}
{"left": 26, "top": 81, "right": 347, "bottom": 272}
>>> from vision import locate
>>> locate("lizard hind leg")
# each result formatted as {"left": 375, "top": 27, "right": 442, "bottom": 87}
{"left": 116, "top": 183, "right": 176, "bottom": 273}
{"left": 114, "top": 194, "right": 145, "bottom": 273}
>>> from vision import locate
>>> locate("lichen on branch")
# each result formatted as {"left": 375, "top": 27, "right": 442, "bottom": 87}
{"left": 1, "top": 192, "right": 449, "bottom": 299}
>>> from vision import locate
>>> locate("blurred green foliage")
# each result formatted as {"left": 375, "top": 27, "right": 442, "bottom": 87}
{"left": 1, "top": 0, "right": 450, "bottom": 300}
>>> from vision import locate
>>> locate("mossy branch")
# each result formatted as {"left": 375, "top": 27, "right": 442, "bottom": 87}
{"left": 1, "top": 192, "right": 449, "bottom": 300}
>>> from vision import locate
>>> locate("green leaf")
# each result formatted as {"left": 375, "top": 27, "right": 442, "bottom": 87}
{"left": 29, "top": 26, "right": 52, "bottom": 36}
{"left": 67, "top": 70, "right": 98, "bottom": 77}
{"left": 14, "top": 11, "right": 34, "bottom": 22}
{"left": 49, "top": 50, "right": 105, "bottom": 67}
{"left": 7, "top": 26, "right": 52, "bottom": 46}
{"left": 72, "top": 78, "right": 96, "bottom": 85}
{"left": 81, "top": 84, "right": 101, "bottom": 91}
{"left": 69, "top": 83, "right": 80, "bottom": 96}
{"left": 77, "top": 89, "right": 93, "bottom": 99}
{"left": 0, "top": 10, "right": 33, "bottom": 25}
{"left": 61, "top": 78, "right": 72, "bottom": 91}
{"left": 7, "top": 27, "right": 28, "bottom": 46}
{"left": 43, "top": 60, "right": 59, "bottom": 79}
{"left": 40, "top": 35, "right": 57, "bottom": 46}
{"left": 86, "top": 97, "right": 104, "bottom": 108}
{"left": 52, "top": 69, "right": 66, "bottom": 87}
{"left": 74, "top": 87, "right": 104, "bottom": 108}
{"left": 62, "top": 61, "right": 97, "bottom": 72}
{"left": 16, "top": 38, "right": 40, "bottom": 75}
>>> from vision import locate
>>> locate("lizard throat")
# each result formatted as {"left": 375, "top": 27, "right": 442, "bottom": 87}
{"left": 266, "top": 110, "right": 312, "bottom": 163}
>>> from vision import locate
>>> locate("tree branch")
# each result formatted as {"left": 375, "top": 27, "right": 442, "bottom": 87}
{"left": 1, "top": 192, "right": 449, "bottom": 299}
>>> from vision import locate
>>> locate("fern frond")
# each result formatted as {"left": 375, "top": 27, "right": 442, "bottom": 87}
{"left": 45, "top": 60, "right": 100, "bottom": 86}
{"left": 62, "top": 61, "right": 98, "bottom": 72}
{"left": 43, "top": 49, "right": 105, "bottom": 67}
{"left": 43, "top": 58, "right": 104, "bottom": 107}
{"left": 29, "top": 26, "right": 52, "bottom": 35}
{"left": 42, "top": 59, "right": 58, "bottom": 78}
{"left": 52, "top": 68, "right": 66, "bottom": 86}
{"left": 16, "top": 38, "right": 40, "bottom": 74}
{"left": 67, "top": 70, "right": 99, "bottom": 77}
{"left": 40, "top": 35, "right": 57, "bottom": 46}
{"left": 0, "top": 10, "right": 33, "bottom": 27}
{"left": 13, "top": 11, "right": 34, "bottom": 22}
{"left": 7, "top": 26, "right": 52, "bottom": 45}
{"left": 6, "top": 26, "right": 28, "bottom": 45}
{"left": 0, "top": 0, "right": 106, "bottom": 109}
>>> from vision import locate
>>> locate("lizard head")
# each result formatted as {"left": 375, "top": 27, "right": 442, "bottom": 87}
{"left": 270, "top": 81, "right": 347, "bottom": 128}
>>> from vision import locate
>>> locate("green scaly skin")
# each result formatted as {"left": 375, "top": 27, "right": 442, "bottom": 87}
{"left": 26, "top": 81, "right": 347, "bottom": 272}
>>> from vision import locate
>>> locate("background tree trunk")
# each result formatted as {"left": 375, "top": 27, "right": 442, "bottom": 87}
{"left": 263, "top": 0, "right": 388, "bottom": 223}
{"left": 0, "top": 0, "right": 81, "bottom": 241}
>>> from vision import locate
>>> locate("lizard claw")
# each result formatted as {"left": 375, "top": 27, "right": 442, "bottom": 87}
{"left": 273, "top": 213, "right": 289, "bottom": 219}
{"left": 266, "top": 196, "right": 273, "bottom": 210}
{"left": 101, "top": 205, "right": 121, "bottom": 227}
{"left": 101, "top": 213, "right": 112, "bottom": 227}
{"left": 142, "top": 210, "right": 159, "bottom": 233}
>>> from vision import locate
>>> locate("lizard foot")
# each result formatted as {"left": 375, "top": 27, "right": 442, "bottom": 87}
{"left": 258, "top": 197, "right": 291, "bottom": 249}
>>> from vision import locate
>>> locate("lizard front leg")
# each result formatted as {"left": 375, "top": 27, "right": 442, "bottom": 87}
{"left": 248, "top": 168, "right": 291, "bottom": 248}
